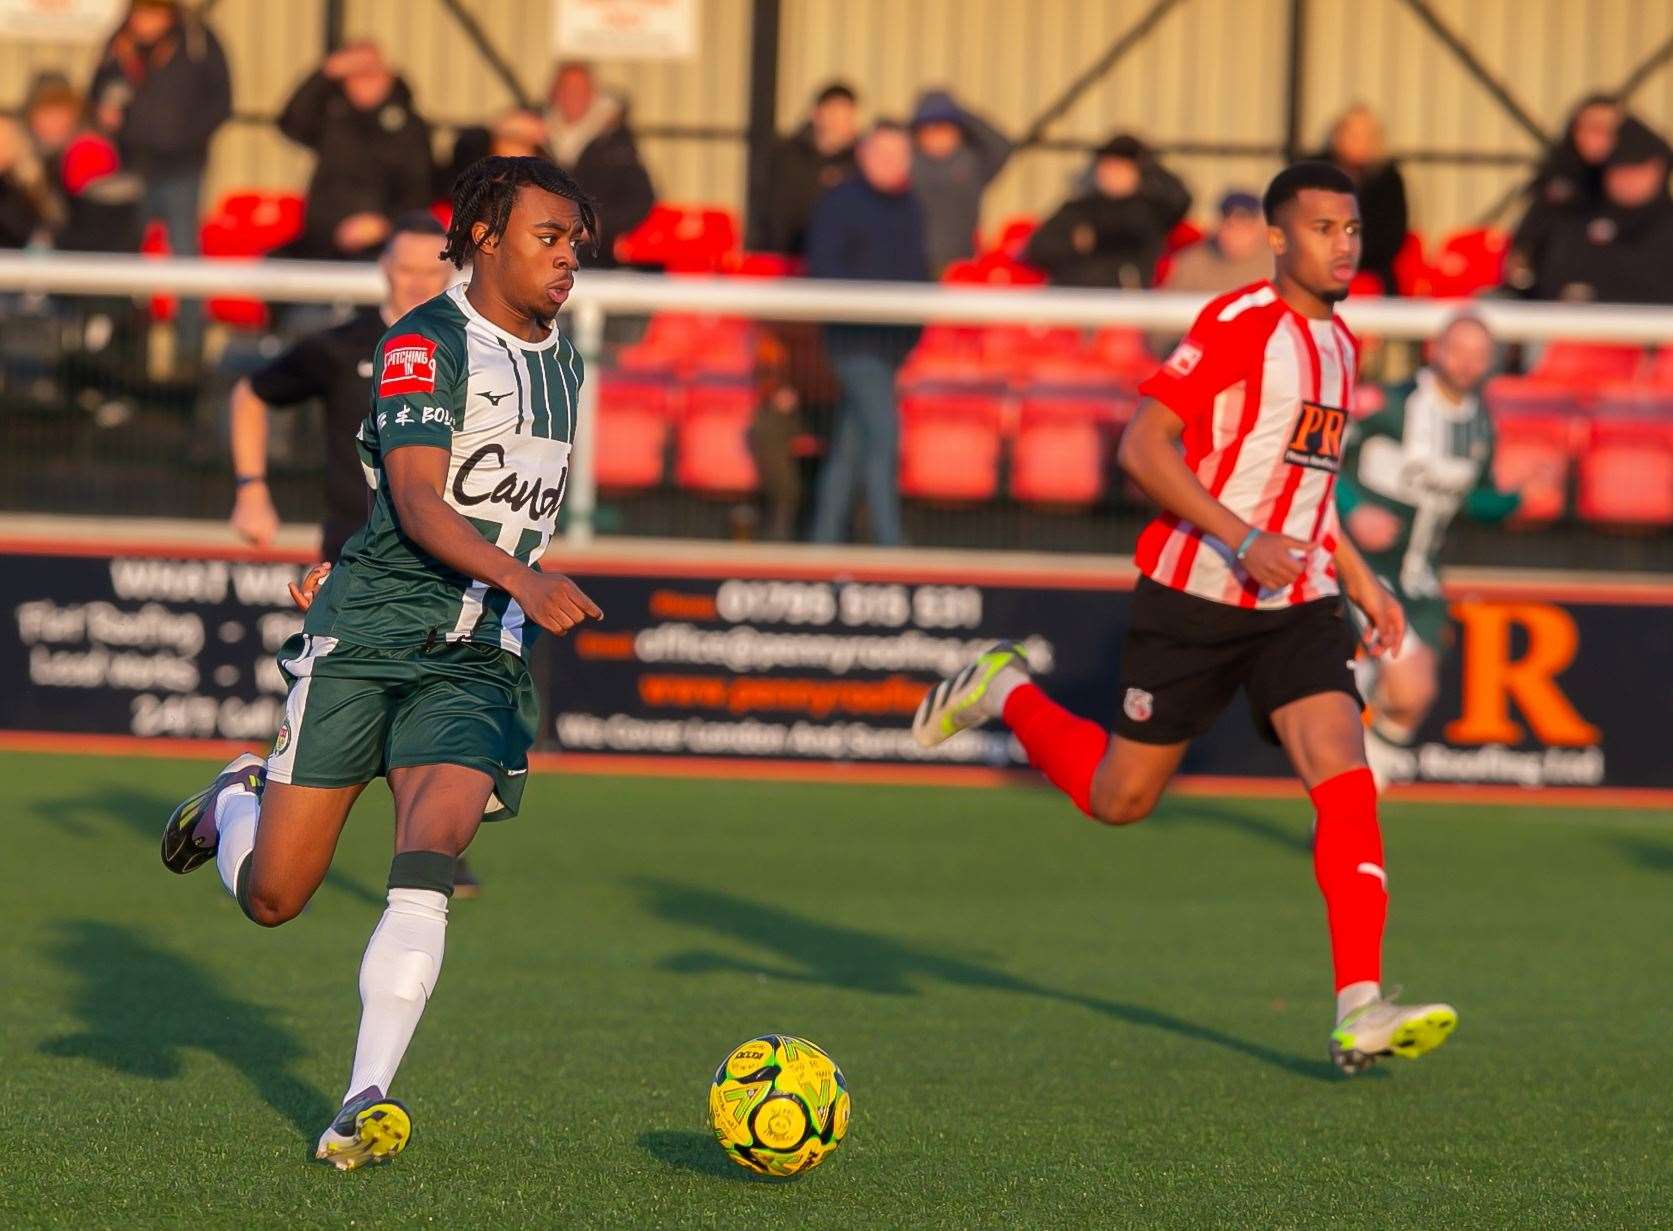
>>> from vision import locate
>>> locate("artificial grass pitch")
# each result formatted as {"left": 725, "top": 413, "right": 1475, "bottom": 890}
{"left": 2, "top": 751, "right": 1668, "bottom": 1228}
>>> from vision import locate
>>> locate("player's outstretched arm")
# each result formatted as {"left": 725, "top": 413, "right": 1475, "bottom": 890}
{"left": 1334, "top": 533, "right": 1404, "bottom": 657}
{"left": 384, "top": 444, "right": 602, "bottom": 635}
{"left": 228, "top": 377, "right": 280, "bottom": 546}
{"left": 1118, "top": 400, "right": 1313, "bottom": 589}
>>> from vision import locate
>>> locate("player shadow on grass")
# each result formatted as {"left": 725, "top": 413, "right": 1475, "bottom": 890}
{"left": 636, "top": 878, "right": 1353, "bottom": 1084}
{"left": 1607, "top": 833, "right": 1673, "bottom": 874}
{"left": 31, "top": 784, "right": 387, "bottom": 908}
{"left": 1166, "top": 799, "right": 1313, "bottom": 854}
{"left": 38, "top": 920, "right": 333, "bottom": 1139}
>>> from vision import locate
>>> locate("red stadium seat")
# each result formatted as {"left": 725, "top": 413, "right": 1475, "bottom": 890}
{"left": 721, "top": 251, "right": 802, "bottom": 277}
{"left": 1348, "top": 271, "right": 1385, "bottom": 297}
{"left": 899, "top": 391, "right": 1004, "bottom": 501}
{"left": 942, "top": 252, "right": 1047, "bottom": 286}
{"left": 199, "top": 190, "right": 306, "bottom": 328}
{"left": 675, "top": 382, "right": 758, "bottom": 494}
{"left": 1392, "top": 231, "right": 1434, "bottom": 297}
{"left": 1526, "top": 341, "right": 1646, "bottom": 391}
{"left": 1577, "top": 417, "right": 1673, "bottom": 527}
{"left": 1012, "top": 412, "right": 1105, "bottom": 506}
{"left": 1164, "top": 220, "right": 1204, "bottom": 253}
{"left": 615, "top": 205, "right": 740, "bottom": 272}
{"left": 990, "top": 215, "right": 1038, "bottom": 257}
{"left": 1491, "top": 409, "right": 1578, "bottom": 525}
{"left": 617, "top": 313, "right": 756, "bottom": 378}
{"left": 980, "top": 324, "right": 1081, "bottom": 371}
{"left": 1152, "top": 220, "right": 1207, "bottom": 285}
{"left": 594, "top": 374, "right": 675, "bottom": 491}
{"left": 1429, "top": 228, "right": 1507, "bottom": 297}
{"left": 1089, "top": 327, "right": 1154, "bottom": 380}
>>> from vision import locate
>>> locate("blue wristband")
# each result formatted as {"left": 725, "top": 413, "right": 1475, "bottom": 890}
{"left": 1234, "top": 528, "right": 1260, "bottom": 560}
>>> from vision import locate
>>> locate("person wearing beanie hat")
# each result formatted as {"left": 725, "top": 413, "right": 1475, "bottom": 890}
{"left": 1023, "top": 131, "right": 1191, "bottom": 289}
{"left": 909, "top": 88, "right": 1012, "bottom": 276}
{"left": 1505, "top": 94, "right": 1624, "bottom": 294}
{"left": 1161, "top": 188, "right": 1273, "bottom": 297}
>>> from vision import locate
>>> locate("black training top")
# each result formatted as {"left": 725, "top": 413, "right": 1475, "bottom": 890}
{"left": 248, "top": 306, "right": 387, "bottom": 549}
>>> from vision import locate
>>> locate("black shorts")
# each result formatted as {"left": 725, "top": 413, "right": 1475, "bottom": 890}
{"left": 1114, "top": 576, "right": 1360, "bottom": 746}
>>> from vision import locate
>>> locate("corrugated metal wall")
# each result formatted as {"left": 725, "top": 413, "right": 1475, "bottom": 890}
{"left": 1, "top": 0, "right": 1670, "bottom": 240}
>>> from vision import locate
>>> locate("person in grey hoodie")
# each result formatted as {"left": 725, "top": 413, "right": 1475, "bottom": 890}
{"left": 909, "top": 90, "right": 1012, "bottom": 276}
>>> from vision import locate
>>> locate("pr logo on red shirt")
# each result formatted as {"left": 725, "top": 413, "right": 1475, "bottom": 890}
{"left": 1284, "top": 400, "right": 1348, "bottom": 471}
{"left": 379, "top": 333, "right": 438, "bottom": 396}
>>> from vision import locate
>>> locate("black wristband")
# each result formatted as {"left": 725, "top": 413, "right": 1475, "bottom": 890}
{"left": 235, "top": 475, "right": 266, "bottom": 488}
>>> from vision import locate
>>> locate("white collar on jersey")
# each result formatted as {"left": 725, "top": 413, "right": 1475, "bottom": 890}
{"left": 448, "top": 282, "right": 564, "bottom": 352}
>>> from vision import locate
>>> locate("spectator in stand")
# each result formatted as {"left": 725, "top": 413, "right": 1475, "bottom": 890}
{"left": 1525, "top": 117, "right": 1673, "bottom": 305}
{"left": 754, "top": 80, "right": 860, "bottom": 257}
{"left": 544, "top": 62, "right": 655, "bottom": 268}
{"left": 278, "top": 41, "right": 434, "bottom": 261}
{"left": 0, "top": 117, "right": 53, "bottom": 248}
{"left": 24, "top": 73, "right": 142, "bottom": 253}
{"left": 439, "top": 108, "right": 549, "bottom": 199}
{"left": 1162, "top": 189, "right": 1271, "bottom": 294}
{"left": 89, "top": 0, "right": 230, "bottom": 363}
{"left": 1022, "top": 133, "right": 1191, "bottom": 288}
{"left": 1505, "top": 94, "right": 1623, "bottom": 296}
{"left": 1315, "top": 104, "right": 1407, "bottom": 293}
{"left": 806, "top": 122, "right": 928, "bottom": 546}
{"left": 909, "top": 89, "right": 1012, "bottom": 276}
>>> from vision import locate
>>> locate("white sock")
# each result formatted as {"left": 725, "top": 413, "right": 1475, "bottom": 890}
{"left": 343, "top": 888, "right": 448, "bottom": 1102}
{"left": 984, "top": 664, "right": 1029, "bottom": 717}
{"left": 214, "top": 786, "right": 261, "bottom": 899}
{"left": 1336, "top": 980, "right": 1381, "bottom": 1023}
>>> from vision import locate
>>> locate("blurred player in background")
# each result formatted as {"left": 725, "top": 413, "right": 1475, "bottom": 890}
{"left": 229, "top": 211, "right": 450, "bottom": 562}
{"left": 916, "top": 162, "right": 1458, "bottom": 1075}
{"left": 1337, "top": 314, "right": 1520, "bottom": 788}
{"left": 164, "top": 157, "right": 602, "bottom": 1169}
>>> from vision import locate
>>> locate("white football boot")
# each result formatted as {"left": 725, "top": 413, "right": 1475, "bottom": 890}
{"left": 911, "top": 641, "right": 1031, "bottom": 749}
{"left": 1330, "top": 993, "right": 1458, "bottom": 1075}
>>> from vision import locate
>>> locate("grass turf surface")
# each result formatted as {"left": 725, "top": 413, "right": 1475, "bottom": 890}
{"left": 2, "top": 751, "right": 1670, "bottom": 1228}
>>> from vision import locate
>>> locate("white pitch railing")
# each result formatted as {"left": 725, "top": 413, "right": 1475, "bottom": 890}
{"left": 3, "top": 251, "right": 1671, "bottom": 545}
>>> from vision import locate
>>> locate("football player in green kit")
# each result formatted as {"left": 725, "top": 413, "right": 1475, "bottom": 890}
{"left": 160, "top": 157, "right": 603, "bottom": 1169}
{"left": 1336, "top": 313, "right": 1521, "bottom": 789}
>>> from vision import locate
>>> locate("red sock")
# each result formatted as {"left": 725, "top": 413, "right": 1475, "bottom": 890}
{"left": 1002, "top": 683, "right": 1109, "bottom": 818}
{"left": 1310, "top": 767, "right": 1386, "bottom": 991}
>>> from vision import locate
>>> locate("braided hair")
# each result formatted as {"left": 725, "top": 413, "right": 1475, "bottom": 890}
{"left": 440, "top": 155, "right": 599, "bottom": 269}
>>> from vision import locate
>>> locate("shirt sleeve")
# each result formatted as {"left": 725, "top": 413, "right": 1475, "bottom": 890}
{"left": 371, "top": 327, "right": 463, "bottom": 451}
{"left": 1137, "top": 302, "right": 1258, "bottom": 427}
{"left": 247, "top": 335, "right": 330, "bottom": 406}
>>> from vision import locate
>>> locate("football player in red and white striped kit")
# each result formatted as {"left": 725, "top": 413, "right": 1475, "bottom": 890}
{"left": 915, "top": 162, "right": 1456, "bottom": 1074}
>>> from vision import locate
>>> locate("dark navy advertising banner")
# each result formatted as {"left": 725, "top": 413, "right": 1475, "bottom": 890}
{"left": 2, "top": 546, "right": 1667, "bottom": 790}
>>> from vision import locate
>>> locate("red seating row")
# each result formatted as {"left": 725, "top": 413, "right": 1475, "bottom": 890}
{"left": 592, "top": 370, "right": 1136, "bottom": 506}
{"left": 902, "top": 325, "right": 1157, "bottom": 388}
{"left": 1490, "top": 393, "right": 1673, "bottom": 528}
{"left": 593, "top": 376, "right": 759, "bottom": 494}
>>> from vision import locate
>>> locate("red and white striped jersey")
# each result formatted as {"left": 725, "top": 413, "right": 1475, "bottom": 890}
{"left": 1134, "top": 281, "right": 1359, "bottom": 609}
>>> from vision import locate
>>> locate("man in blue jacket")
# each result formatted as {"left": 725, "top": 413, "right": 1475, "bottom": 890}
{"left": 805, "top": 122, "right": 929, "bottom": 546}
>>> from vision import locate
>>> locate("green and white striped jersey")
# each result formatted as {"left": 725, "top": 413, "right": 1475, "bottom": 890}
{"left": 302, "top": 283, "right": 583, "bottom": 658}
{"left": 1337, "top": 369, "right": 1518, "bottom": 601}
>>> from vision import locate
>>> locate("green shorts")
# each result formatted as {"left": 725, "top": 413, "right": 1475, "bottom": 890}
{"left": 1370, "top": 576, "right": 1450, "bottom": 656}
{"left": 265, "top": 633, "right": 539, "bottom": 820}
